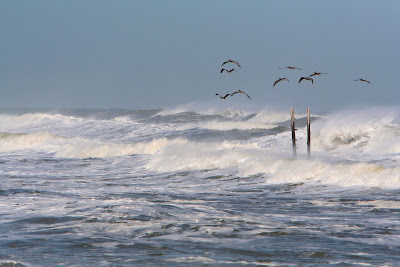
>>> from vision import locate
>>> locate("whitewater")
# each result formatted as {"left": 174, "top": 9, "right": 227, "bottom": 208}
{"left": 1, "top": 105, "right": 400, "bottom": 266}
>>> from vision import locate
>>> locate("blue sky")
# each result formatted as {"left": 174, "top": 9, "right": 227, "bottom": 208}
{"left": 1, "top": 1, "right": 399, "bottom": 111}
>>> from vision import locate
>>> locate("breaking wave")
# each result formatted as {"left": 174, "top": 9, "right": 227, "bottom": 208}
{"left": 311, "top": 107, "right": 400, "bottom": 154}
{"left": 1, "top": 106, "right": 400, "bottom": 189}
{"left": 0, "top": 131, "right": 185, "bottom": 158}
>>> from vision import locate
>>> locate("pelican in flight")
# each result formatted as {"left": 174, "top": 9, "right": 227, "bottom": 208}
{"left": 220, "top": 68, "right": 238, "bottom": 74}
{"left": 273, "top": 78, "right": 290, "bottom": 87}
{"left": 233, "top": 90, "right": 251, "bottom": 99}
{"left": 279, "top": 66, "right": 302, "bottom": 70}
{"left": 308, "top": 72, "right": 327, "bottom": 77}
{"left": 216, "top": 93, "right": 234, "bottom": 100}
{"left": 299, "top": 77, "right": 314, "bottom": 84}
{"left": 222, "top": 59, "right": 241, "bottom": 68}
{"left": 354, "top": 78, "right": 371, "bottom": 84}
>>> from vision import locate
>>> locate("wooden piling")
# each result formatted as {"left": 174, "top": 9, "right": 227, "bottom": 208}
{"left": 307, "top": 107, "right": 311, "bottom": 159}
{"left": 291, "top": 107, "right": 296, "bottom": 158}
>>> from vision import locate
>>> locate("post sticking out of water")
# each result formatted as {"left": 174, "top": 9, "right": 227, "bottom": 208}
{"left": 291, "top": 107, "right": 296, "bottom": 158}
{"left": 307, "top": 107, "right": 311, "bottom": 159}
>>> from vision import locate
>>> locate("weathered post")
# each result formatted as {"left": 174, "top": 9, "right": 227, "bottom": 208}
{"left": 291, "top": 107, "right": 296, "bottom": 158}
{"left": 307, "top": 107, "right": 311, "bottom": 159}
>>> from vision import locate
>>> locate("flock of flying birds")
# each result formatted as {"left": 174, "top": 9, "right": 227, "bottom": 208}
{"left": 216, "top": 59, "right": 251, "bottom": 100}
{"left": 216, "top": 60, "right": 372, "bottom": 100}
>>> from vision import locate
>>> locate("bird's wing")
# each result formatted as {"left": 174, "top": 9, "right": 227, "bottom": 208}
{"left": 310, "top": 78, "right": 314, "bottom": 84}
{"left": 273, "top": 79, "right": 280, "bottom": 87}
{"left": 220, "top": 69, "right": 225, "bottom": 73}
{"left": 241, "top": 90, "right": 251, "bottom": 99}
{"left": 299, "top": 77, "right": 304, "bottom": 83}
{"left": 286, "top": 78, "right": 290, "bottom": 83}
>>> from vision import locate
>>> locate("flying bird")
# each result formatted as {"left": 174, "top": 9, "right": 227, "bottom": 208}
{"left": 354, "top": 78, "right": 371, "bottom": 84}
{"left": 220, "top": 68, "right": 238, "bottom": 74}
{"left": 233, "top": 90, "right": 251, "bottom": 99}
{"left": 308, "top": 72, "right": 327, "bottom": 77}
{"left": 222, "top": 59, "right": 241, "bottom": 68}
{"left": 216, "top": 93, "right": 234, "bottom": 100}
{"left": 299, "top": 77, "right": 314, "bottom": 84}
{"left": 273, "top": 78, "right": 290, "bottom": 87}
{"left": 279, "top": 66, "right": 302, "bottom": 70}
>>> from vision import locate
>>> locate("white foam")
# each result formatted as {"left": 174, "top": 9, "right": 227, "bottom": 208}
{"left": 363, "top": 125, "right": 400, "bottom": 154}
{"left": 156, "top": 104, "right": 256, "bottom": 120}
{"left": 155, "top": 103, "right": 223, "bottom": 116}
{"left": 0, "top": 130, "right": 187, "bottom": 158}
{"left": 247, "top": 108, "right": 291, "bottom": 124}
{"left": 0, "top": 132, "right": 64, "bottom": 152}
{"left": 147, "top": 139, "right": 261, "bottom": 172}
{"left": 219, "top": 108, "right": 253, "bottom": 119}
{"left": 54, "top": 137, "right": 181, "bottom": 158}
{"left": 145, "top": 136, "right": 400, "bottom": 189}
{"left": 177, "top": 120, "right": 276, "bottom": 131}
{"left": 0, "top": 113, "right": 85, "bottom": 132}
{"left": 311, "top": 108, "right": 400, "bottom": 154}
{"left": 266, "top": 159, "right": 400, "bottom": 189}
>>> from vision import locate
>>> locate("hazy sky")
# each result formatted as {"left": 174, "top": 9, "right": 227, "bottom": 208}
{"left": 1, "top": 1, "right": 399, "bottom": 112}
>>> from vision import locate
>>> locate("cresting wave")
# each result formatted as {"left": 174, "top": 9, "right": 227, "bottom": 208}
{"left": 146, "top": 137, "right": 400, "bottom": 189}
{"left": 0, "top": 132, "right": 65, "bottom": 152}
{"left": 1, "top": 106, "right": 400, "bottom": 189}
{"left": 175, "top": 108, "right": 292, "bottom": 131}
{"left": 0, "top": 131, "right": 182, "bottom": 158}
{"left": 311, "top": 108, "right": 400, "bottom": 154}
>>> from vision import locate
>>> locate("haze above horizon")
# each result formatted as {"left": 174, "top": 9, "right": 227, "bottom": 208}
{"left": 1, "top": 1, "right": 399, "bottom": 112}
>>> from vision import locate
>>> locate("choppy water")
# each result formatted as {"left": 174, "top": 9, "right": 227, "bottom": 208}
{"left": 1, "top": 106, "right": 400, "bottom": 266}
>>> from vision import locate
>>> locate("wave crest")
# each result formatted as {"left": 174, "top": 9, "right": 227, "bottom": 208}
{"left": 311, "top": 108, "right": 400, "bottom": 154}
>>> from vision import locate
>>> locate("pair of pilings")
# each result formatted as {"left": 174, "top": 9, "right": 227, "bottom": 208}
{"left": 290, "top": 107, "right": 311, "bottom": 159}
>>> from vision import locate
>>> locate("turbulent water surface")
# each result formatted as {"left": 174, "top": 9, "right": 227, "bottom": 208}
{"left": 1, "top": 106, "right": 400, "bottom": 266}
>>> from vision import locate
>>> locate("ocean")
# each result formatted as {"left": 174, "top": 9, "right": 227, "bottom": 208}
{"left": 1, "top": 105, "right": 400, "bottom": 266}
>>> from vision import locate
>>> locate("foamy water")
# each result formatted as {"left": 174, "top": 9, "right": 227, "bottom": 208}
{"left": 1, "top": 106, "right": 400, "bottom": 266}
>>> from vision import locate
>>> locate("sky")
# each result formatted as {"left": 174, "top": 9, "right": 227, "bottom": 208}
{"left": 1, "top": 0, "right": 399, "bottom": 112}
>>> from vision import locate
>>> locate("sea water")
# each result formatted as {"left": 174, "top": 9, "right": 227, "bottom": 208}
{"left": 0, "top": 105, "right": 399, "bottom": 266}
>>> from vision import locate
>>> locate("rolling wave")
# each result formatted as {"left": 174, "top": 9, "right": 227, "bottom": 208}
{"left": 0, "top": 131, "right": 184, "bottom": 158}
{"left": 1, "top": 106, "right": 400, "bottom": 189}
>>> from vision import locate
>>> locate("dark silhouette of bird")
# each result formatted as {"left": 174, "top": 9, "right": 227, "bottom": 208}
{"left": 279, "top": 66, "right": 302, "bottom": 70}
{"left": 354, "top": 78, "right": 371, "bottom": 84}
{"left": 273, "top": 78, "right": 290, "bottom": 87}
{"left": 233, "top": 90, "right": 251, "bottom": 99}
{"left": 216, "top": 93, "right": 234, "bottom": 100}
{"left": 220, "top": 68, "right": 238, "bottom": 74}
{"left": 299, "top": 77, "right": 314, "bottom": 84}
{"left": 222, "top": 59, "right": 241, "bottom": 68}
{"left": 308, "top": 72, "right": 327, "bottom": 77}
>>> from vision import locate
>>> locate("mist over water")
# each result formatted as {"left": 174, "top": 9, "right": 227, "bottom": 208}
{"left": 1, "top": 106, "right": 400, "bottom": 266}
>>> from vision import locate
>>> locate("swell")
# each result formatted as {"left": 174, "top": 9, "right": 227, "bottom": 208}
{"left": 0, "top": 131, "right": 184, "bottom": 158}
